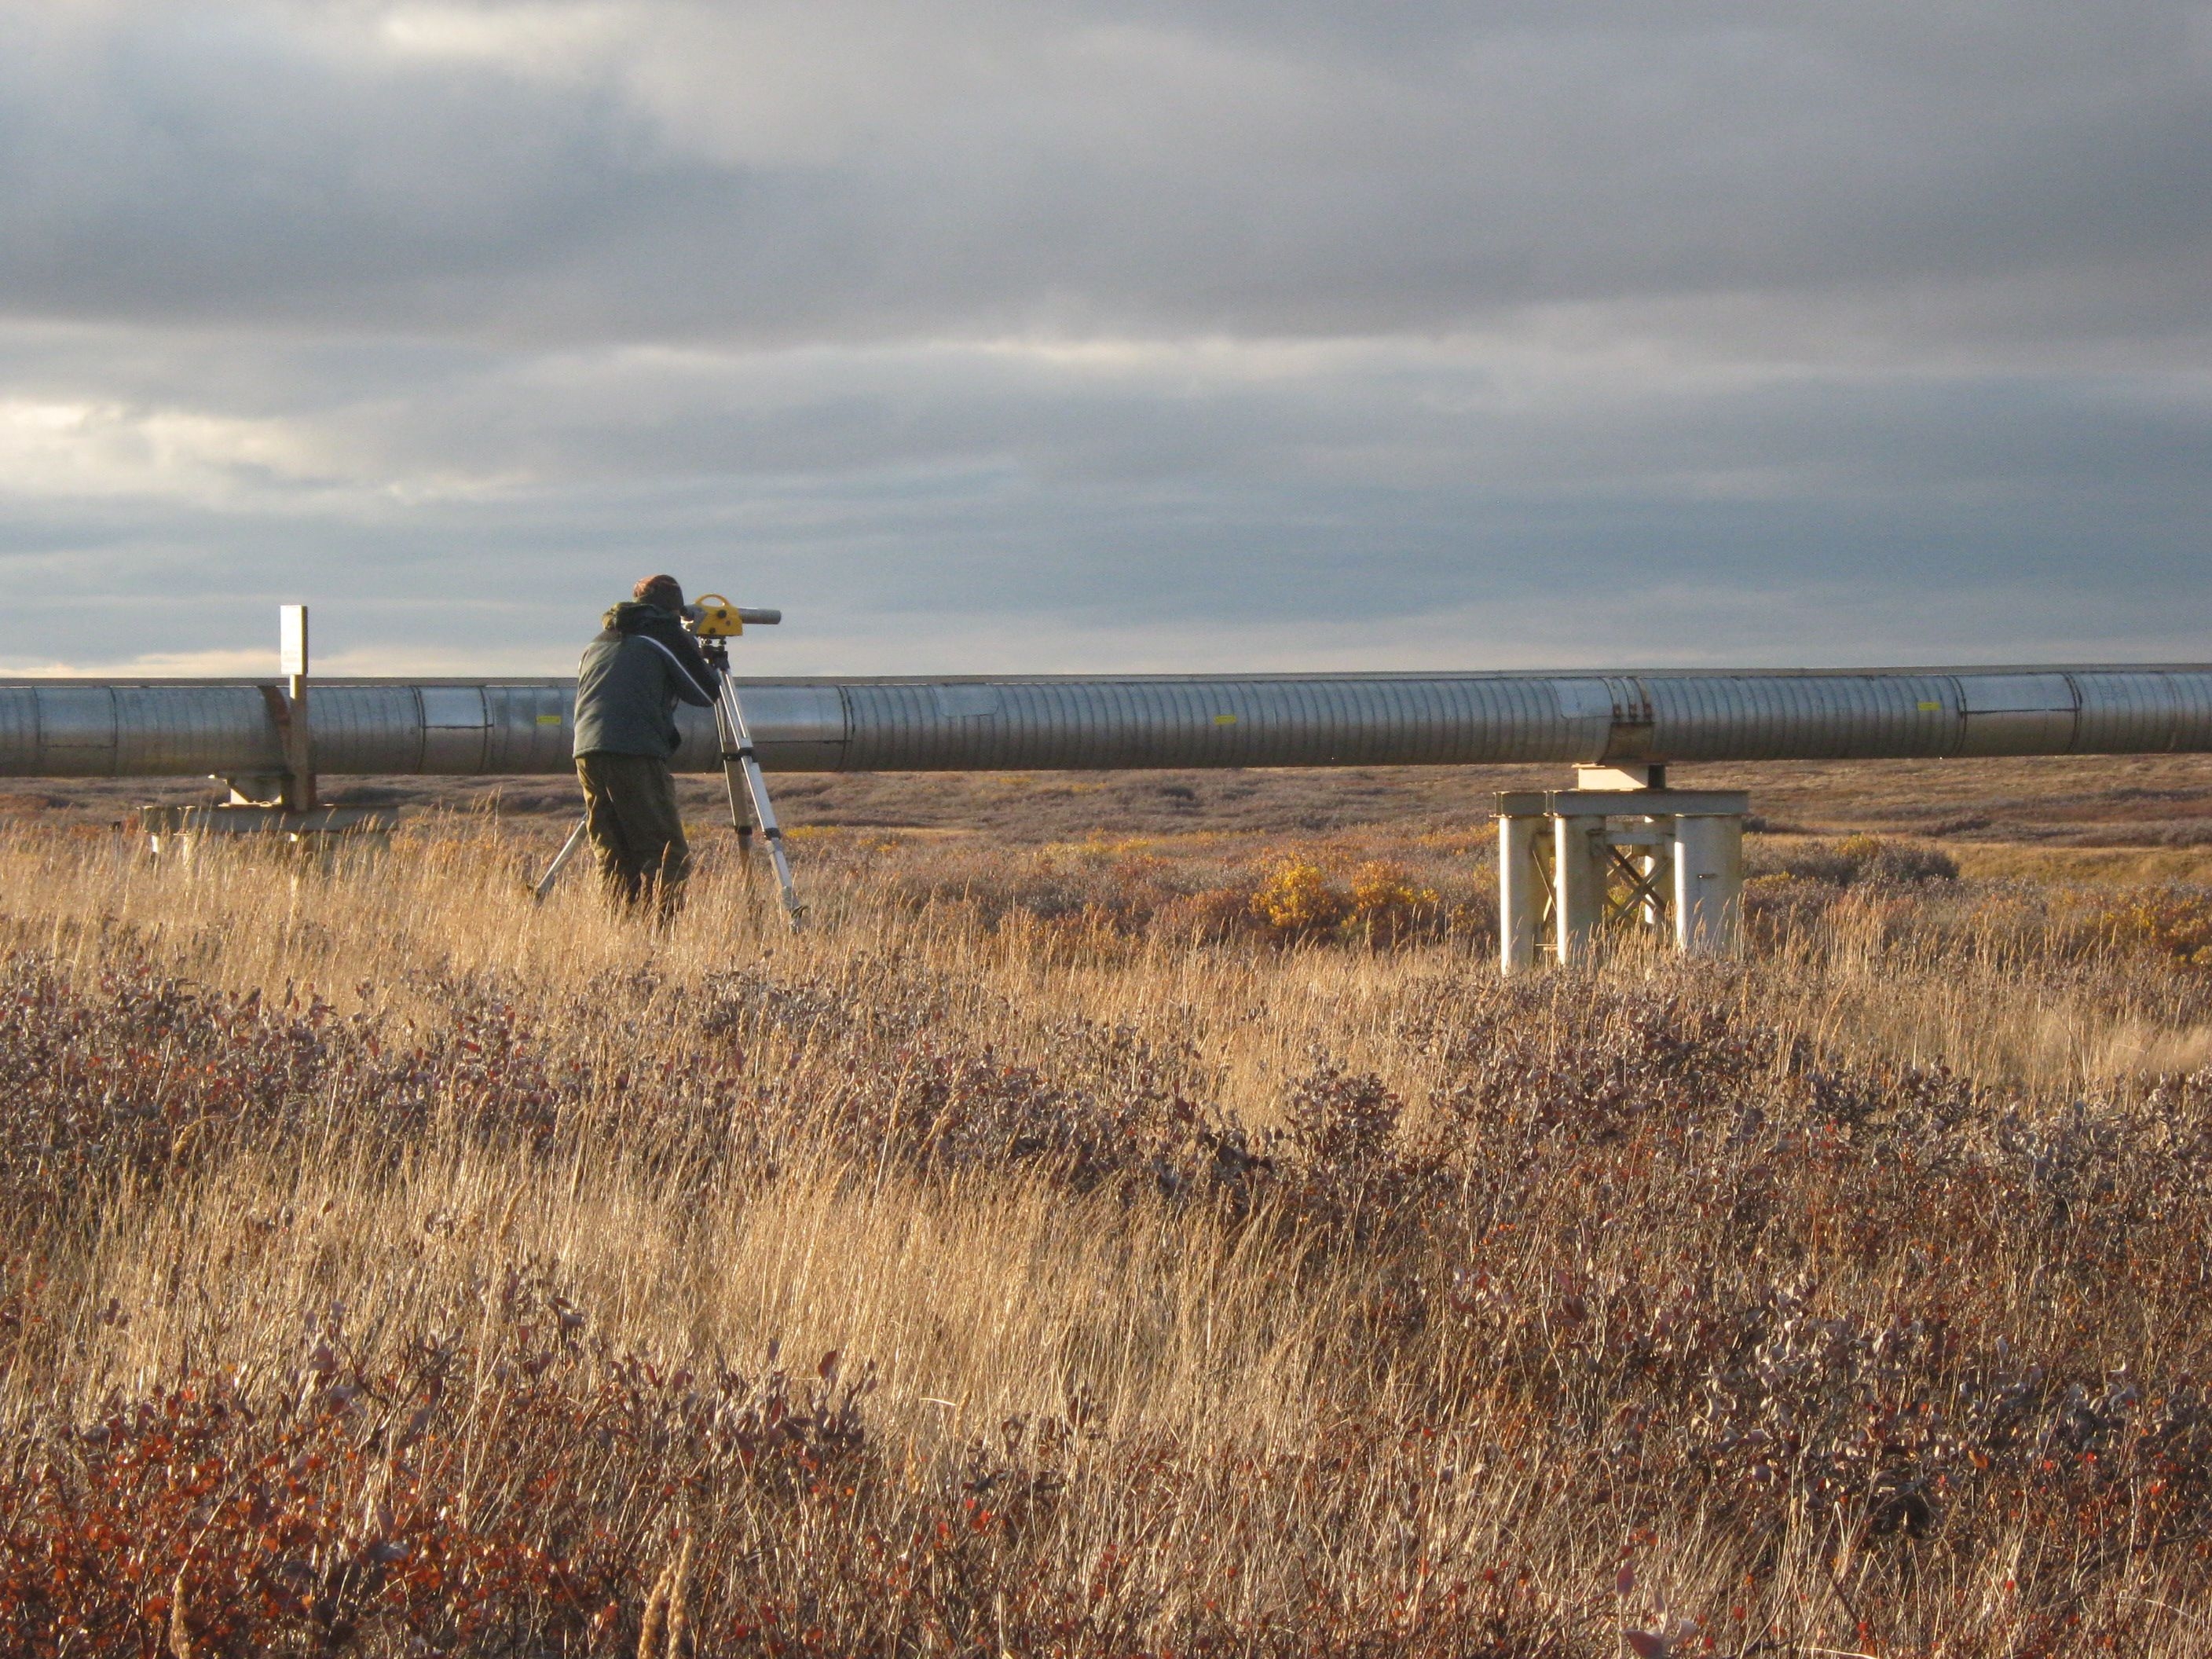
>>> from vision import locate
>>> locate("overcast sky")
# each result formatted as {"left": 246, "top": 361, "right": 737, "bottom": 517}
{"left": 1, "top": 1, "right": 2207, "bottom": 676}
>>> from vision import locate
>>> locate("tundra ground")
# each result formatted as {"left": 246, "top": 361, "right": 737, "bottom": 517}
{"left": 6, "top": 769, "right": 2212, "bottom": 1655}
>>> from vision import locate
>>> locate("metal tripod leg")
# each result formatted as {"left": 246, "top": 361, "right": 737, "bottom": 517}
{"left": 714, "top": 700, "right": 757, "bottom": 866}
{"left": 713, "top": 670, "right": 804, "bottom": 928}
{"left": 531, "top": 815, "right": 589, "bottom": 901}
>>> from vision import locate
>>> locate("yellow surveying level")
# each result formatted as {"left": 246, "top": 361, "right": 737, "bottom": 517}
{"left": 684, "top": 594, "right": 782, "bottom": 639}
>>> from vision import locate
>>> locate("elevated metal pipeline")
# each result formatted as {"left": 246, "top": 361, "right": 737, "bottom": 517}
{"left": 4, "top": 667, "right": 2211, "bottom": 779}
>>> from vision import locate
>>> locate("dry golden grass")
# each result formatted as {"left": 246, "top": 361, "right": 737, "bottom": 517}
{"left": 8, "top": 815, "right": 2212, "bottom": 1655}
{"left": 34, "top": 747, "right": 2212, "bottom": 848}
{"left": 1943, "top": 844, "right": 2212, "bottom": 887}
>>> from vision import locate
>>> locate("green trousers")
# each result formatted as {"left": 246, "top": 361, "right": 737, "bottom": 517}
{"left": 575, "top": 752, "right": 690, "bottom": 915}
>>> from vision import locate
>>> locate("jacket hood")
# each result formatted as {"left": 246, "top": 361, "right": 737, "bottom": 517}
{"left": 601, "top": 600, "right": 679, "bottom": 633}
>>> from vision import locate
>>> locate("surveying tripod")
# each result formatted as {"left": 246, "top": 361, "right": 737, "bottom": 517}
{"left": 533, "top": 595, "right": 804, "bottom": 928}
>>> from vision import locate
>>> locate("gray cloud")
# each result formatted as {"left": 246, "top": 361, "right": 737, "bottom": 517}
{"left": 0, "top": 1, "right": 2205, "bottom": 675}
{"left": 3, "top": 2, "right": 2207, "bottom": 345}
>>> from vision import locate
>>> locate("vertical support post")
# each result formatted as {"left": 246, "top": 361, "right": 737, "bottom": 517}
{"left": 1498, "top": 812, "right": 1544, "bottom": 974}
{"left": 278, "top": 603, "right": 316, "bottom": 811}
{"left": 1673, "top": 811, "right": 1743, "bottom": 955}
{"left": 1552, "top": 813, "right": 1606, "bottom": 963}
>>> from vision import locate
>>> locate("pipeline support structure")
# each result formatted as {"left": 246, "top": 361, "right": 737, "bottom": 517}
{"left": 1496, "top": 770, "right": 1748, "bottom": 971}
{"left": 7, "top": 613, "right": 2211, "bottom": 963}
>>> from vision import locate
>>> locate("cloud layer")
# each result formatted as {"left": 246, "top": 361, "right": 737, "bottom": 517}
{"left": 0, "top": 1, "right": 2206, "bottom": 674}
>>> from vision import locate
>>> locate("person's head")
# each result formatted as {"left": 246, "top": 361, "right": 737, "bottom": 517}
{"left": 632, "top": 573, "right": 683, "bottom": 612}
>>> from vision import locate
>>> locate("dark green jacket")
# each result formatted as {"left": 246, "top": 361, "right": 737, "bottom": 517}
{"left": 573, "top": 603, "right": 719, "bottom": 760}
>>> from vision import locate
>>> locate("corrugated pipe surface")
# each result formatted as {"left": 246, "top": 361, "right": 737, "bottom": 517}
{"left": 4, "top": 668, "right": 2211, "bottom": 778}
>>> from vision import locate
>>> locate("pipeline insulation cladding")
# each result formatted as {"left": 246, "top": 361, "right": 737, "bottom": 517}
{"left": 2, "top": 668, "right": 2211, "bottom": 777}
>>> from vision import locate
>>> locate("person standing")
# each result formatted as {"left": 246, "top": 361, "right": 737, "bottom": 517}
{"left": 572, "top": 574, "right": 720, "bottom": 917}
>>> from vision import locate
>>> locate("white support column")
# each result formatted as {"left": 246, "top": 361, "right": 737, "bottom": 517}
{"left": 278, "top": 603, "right": 316, "bottom": 811}
{"left": 1498, "top": 812, "right": 1544, "bottom": 974}
{"left": 1552, "top": 813, "right": 1606, "bottom": 963}
{"left": 1672, "top": 811, "right": 1744, "bottom": 955}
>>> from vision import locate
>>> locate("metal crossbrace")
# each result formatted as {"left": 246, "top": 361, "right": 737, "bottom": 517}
{"left": 1530, "top": 831, "right": 1558, "bottom": 955}
{"left": 1602, "top": 844, "right": 1669, "bottom": 928}
{"left": 1524, "top": 824, "right": 1668, "bottom": 955}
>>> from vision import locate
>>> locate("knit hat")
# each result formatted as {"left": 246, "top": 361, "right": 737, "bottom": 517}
{"left": 632, "top": 574, "right": 683, "bottom": 610}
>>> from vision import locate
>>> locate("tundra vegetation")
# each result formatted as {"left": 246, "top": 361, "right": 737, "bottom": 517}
{"left": 5, "top": 797, "right": 2212, "bottom": 1656}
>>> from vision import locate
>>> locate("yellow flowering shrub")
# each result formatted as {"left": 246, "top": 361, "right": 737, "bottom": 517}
{"left": 1252, "top": 857, "right": 1346, "bottom": 936}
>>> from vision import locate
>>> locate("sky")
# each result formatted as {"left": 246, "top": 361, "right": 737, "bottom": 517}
{"left": 0, "top": 1, "right": 2207, "bottom": 678}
